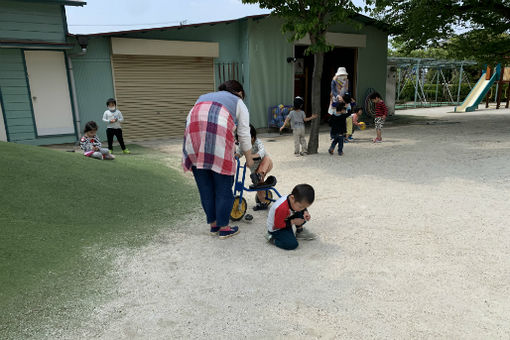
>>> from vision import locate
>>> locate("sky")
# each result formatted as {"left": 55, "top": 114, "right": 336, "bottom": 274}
{"left": 65, "top": 0, "right": 367, "bottom": 34}
{"left": 66, "top": 0, "right": 270, "bottom": 34}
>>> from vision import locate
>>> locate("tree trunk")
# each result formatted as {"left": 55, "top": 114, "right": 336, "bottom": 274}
{"left": 307, "top": 50, "right": 324, "bottom": 154}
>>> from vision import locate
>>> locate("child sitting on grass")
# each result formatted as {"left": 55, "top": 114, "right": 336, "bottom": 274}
{"left": 80, "top": 121, "right": 115, "bottom": 160}
{"left": 265, "top": 184, "right": 316, "bottom": 250}
{"left": 235, "top": 125, "right": 274, "bottom": 211}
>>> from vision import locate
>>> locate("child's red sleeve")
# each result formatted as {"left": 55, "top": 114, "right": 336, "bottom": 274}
{"left": 380, "top": 101, "right": 388, "bottom": 116}
{"left": 273, "top": 202, "right": 289, "bottom": 230}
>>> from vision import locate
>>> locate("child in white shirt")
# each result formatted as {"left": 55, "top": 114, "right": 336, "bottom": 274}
{"left": 102, "top": 98, "right": 130, "bottom": 154}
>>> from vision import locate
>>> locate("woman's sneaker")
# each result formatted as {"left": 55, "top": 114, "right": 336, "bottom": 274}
{"left": 218, "top": 226, "right": 240, "bottom": 239}
{"left": 210, "top": 225, "right": 220, "bottom": 235}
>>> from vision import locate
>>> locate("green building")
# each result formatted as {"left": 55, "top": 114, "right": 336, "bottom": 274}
{"left": 0, "top": 0, "right": 388, "bottom": 144}
{"left": 0, "top": 0, "right": 86, "bottom": 144}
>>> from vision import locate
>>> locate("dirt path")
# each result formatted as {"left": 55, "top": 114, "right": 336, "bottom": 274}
{"left": 74, "top": 107, "right": 510, "bottom": 339}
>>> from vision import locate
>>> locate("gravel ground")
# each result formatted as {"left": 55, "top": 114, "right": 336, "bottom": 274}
{"left": 73, "top": 106, "right": 510, "bottom": 339}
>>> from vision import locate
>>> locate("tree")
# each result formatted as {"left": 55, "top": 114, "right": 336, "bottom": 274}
{"left": 368, "top": 0, "right": 510, "bottom": 64}
{"left": 241, "top": 0, "right": 360, "bottom": 154}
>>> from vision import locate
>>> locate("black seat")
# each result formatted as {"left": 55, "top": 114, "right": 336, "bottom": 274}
{"left": 249, "top": 176, "right": 277, "bottom": 190}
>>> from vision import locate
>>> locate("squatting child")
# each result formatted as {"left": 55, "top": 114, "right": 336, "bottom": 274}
{"left": 280, "top": 96, "right": 318, "bottom": 156}
{"left": 346, "top": 106, "right": 364, "bottom": 140}
{"left": 265, "top": 183, "right": 316, "bottom": 250}
{"left": 80, "top": 121, "right": 115, "bottom": 160}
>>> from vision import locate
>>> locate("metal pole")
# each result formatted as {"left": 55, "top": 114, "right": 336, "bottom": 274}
{"left": 419, "top": 71, "right": 427, "bottom": 103}
{"left": 397, "top": 67, "right": 401, "bottom": 101}
{"left": 456, "top": 62, "right": 463, "bottom": 104}
{"left": 435, "top": 70, "right": 439, "bottom": 103}
{"left": 440, "top": 69, "right": 454, "bottom": 103}
{"left": 414, "top": 60, "right": 420, "bottom": 107}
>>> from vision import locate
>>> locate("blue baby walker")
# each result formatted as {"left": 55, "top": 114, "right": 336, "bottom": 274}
{"left": 230, "top": 158, "right": 281, "bottom": 221}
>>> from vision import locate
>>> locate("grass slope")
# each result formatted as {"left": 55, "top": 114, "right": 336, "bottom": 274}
{"left": 0, "top": 142, "right": 197, "bottom": 339}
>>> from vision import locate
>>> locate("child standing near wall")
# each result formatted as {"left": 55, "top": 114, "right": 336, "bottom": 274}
{"left": 102, "top": 98, "right": 130, "bottom": 154}
{"left": 369, "top": 92, "right": 388, "bottom": 143}
{"left": 280, "top": 96, "right": 318, "bottom": 156}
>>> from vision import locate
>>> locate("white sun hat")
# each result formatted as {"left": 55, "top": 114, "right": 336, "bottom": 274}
{"left": 335, "top": 67, "right": 348, "bottom": 76}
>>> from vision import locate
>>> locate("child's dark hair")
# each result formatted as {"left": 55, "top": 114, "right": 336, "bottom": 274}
{"left": 249, "top": 124, "right": 257, "bottom": 140}
{"left": 106, "top": 98, "right": 116, "bottom": 106}
{"left": 336, "top": 102, "right": 346, "bottom": 112}
{"left": 368, "top": 92, "right": 382, "bottom": 100}
{"left": 293, "top": 96, "right": 304, "bottom": 110}
{"left": 83, "top": 121, "right": 98, "bottom": 133}
{"left": 218, "top": 80, "right": 244, "bottom": 99}
{"left": 353, "top": 106, "right": 363, "bottom": 113}
{"left": 291, "top": 184, "right": 315, "bottom": 204}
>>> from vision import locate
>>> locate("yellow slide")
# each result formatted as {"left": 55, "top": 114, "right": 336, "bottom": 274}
{"left": 455, "top": 64, "right": 501, "bottom": 113}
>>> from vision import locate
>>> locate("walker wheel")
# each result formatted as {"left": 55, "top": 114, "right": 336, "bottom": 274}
{"left": 255, "top": 190, "right": 273, "bottom": 205}
{"left": 230, "top": 196, "right": 247, "bottom": 221}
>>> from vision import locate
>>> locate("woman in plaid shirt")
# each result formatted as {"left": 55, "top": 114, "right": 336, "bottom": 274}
{"left": 183, "top": 80, "right": 254, "bottom": 239}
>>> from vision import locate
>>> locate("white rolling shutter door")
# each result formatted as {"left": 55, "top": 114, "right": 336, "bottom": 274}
{"left": 112, "top": 55, "right": 214, "bottom": 140}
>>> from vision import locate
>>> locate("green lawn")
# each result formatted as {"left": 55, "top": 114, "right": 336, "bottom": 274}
{"left": 0, "top": 142, "right": 197, "bottom": 339}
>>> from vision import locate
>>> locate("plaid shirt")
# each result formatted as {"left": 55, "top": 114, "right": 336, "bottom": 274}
{"left": 182, "top": 91, "right": 251, "bottom": 176}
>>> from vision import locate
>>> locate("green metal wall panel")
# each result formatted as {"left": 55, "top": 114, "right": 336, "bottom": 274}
{"left": 0, "top": 0, "right": 66, "bottom": 43}
{"left": 247, "top": 17, "right": 294, "bottom": 128}
{"left": 355, "top": 25, "right": 388, "bottom": 103}
{"left": 238, "top": 20, "right": 251, "bottom": 109}
{"left": 0, "top": 48, "right": 37, "bottom": 142}
{"left": 68, "top": 37, "right": 115, "bottom": 140}
{"left": 10, "top": 133, "right": 76, "bottom": 145}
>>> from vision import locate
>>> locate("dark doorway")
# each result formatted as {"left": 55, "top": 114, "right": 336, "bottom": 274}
{"left": 294, "top": 46, "right": 357, "bottom": 120}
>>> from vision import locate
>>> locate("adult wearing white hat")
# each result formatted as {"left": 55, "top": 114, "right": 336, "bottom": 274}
{"left": 328, "top": 67, "right": 349, "bottom": 115}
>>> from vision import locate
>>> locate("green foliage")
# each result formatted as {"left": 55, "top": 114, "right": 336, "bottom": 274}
{"left": 397, "top": 83, "right": 474, "bottom": 103}
{"left": 0, "top": 143, "right": 197, "bottom": 338}
{"left": 369, "top": 0, "right": 510, "bottom": 63}
{"left": 242, "top": 0, "right": 361, "bottom": 54}
{"left": 389, "top": 40, "right": 453, "bottom": 60}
